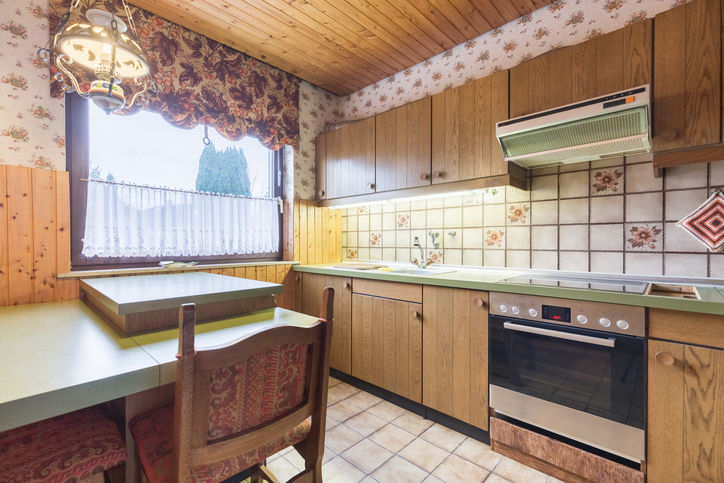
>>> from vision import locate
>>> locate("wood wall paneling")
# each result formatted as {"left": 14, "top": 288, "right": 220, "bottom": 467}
{"left": 288, "top": 199, "right": 342, "bottom": 266}
{"left": 0, "top": 166, "right": 73, "bottom": 307}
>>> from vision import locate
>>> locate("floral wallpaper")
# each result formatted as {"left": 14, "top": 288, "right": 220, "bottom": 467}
{"left": 0, "top": 0, "right": 65, "bottom": 170}
{"left": 340, "top": 0, "right": 689, "bottom": 119}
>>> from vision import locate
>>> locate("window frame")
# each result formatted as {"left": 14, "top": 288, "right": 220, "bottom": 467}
{"left": 66, "top": 94, "right": 284, "bottom": 271}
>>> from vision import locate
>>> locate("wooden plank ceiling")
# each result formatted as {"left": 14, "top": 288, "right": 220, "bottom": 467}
{"left": 129, "top": 0, "right": 555, "bottom": 96}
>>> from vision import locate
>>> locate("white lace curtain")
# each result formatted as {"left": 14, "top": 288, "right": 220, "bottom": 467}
{"left": 82, "top": 180, "right": 279, "bottom": 258}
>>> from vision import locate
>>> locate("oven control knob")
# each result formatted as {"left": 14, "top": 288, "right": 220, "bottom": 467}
{"left": 511, "top": 306, "right": 520, "bottom": 315}
{"left": 499, "top": 305, "right": 508, "bottom": 313}
{"left": 616, "top": 320, "right": 629, "bottom": 330}
{"left": 599, "top": 317, "right": 611, "bottom": 328}
{"left": 528, "top": 308, "right": 538, "bottom": 317}
{"left": 577, "top": 315, "right": 588, "bottom": 324}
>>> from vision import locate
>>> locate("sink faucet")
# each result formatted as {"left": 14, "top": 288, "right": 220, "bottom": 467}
{"left": 411, "top": 236, "right": 433, "bottom": 269}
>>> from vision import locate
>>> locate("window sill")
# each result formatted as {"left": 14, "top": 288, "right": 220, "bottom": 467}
{"left": 58, "top": 261, "right": 300, "bottom": 279}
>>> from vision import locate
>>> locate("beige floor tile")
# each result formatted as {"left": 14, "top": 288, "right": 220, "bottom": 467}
{"left": 342, "top": 438, "right": 394, "bottom": 474}
{"left": 326, "top": 415, "right": 340, "bottom": 430}
{"left": 398, "top": 438, "right": 450, "bottom": 473}
{"left": 422, "top": 476, "right": 445, "bottom": 483}
{"left": 284, "top": 448, "right": 306, "bottom": 470}
{"left": 322, "top": 456, "right": 366, "bottom": 483}
{"left": 392, "top": 411, "right": 435, "bottom": 436}
{"left": 484, "top": 475, "right": 513, "bottom": 483}
{"left": 328, "top": 382, "right": 361, "bottom": 400}
{"left": 432, "top": 454, "right": 490, "bottom": 483}
{"left": 369, "top": 423, "right": 418, "bottom": 453}
{"left": 327, "top": 392, "right": 342, "bottom": 406}
{"left": 420, "top": 423, "right": 467, "bottom": 452}
{"left": 372, "top": 455, "right": 430, "bottom": 483}
{"left": 278, "top": 446, "right": 294, "bottom": 456}
{"left": 367, "top": 400, "right": 407, "bottom": 421}
{"left": 493, "top": 458, "right": 548, "bottom": 483}
{"left": 267, "top": 456, "right": 302, "bottom": 483}
{"left": 329, "top": 377, "right": 342, "bottom": 386}
{"left": 360, "top": 477, "right": 379, "bottom": 483}
{"left": 454, "top": 438, "right": 503, "bottom": 471}
{"left": 346, "top": 390, "right": 383, "bottom": 409}
{"left": 345, "top": 410, "right": 388, "bottom": 436}
{"left": 546, "top": 478, "right": 566, "bottom": 483}
{"left": 323, "top": 445, "right": 337, "bottom": 465}
{"left": 328, "top": 400, "right": 364, "bottom": 422}
{"left": 325, "top": 424, "right": 365, "bottom": 454}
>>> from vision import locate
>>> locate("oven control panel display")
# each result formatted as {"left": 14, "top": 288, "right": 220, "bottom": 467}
{"left": 542, "top": 305, "right": 571, "bottom": 322}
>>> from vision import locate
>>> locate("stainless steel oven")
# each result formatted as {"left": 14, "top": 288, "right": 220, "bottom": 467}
{"left": 489, "top": 292, "right": 646, "bottom": 462}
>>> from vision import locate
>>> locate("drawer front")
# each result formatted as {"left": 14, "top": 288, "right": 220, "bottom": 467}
{"left": 352, "top": 278, "right": 422, "bottom": 303}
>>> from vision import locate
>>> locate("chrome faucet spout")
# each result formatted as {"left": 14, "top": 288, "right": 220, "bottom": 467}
{"left": 411, "top": 237, "right": 431, "bottom": 268}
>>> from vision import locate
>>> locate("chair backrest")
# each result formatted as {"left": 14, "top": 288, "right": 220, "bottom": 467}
{"left": 172, "top": 287, "right": 334, "bottom": 482}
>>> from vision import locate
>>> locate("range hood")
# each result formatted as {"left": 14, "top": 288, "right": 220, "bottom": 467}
{"left": 496, "top": 86, "right": 650, "bottom": 169}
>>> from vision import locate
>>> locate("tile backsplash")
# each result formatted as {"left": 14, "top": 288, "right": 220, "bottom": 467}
{"left": 341, "top": 156, "right": 724, "bottom": 278}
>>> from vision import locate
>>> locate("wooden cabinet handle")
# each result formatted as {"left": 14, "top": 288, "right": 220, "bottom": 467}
{"left": 342, "top": 281, "right": 349, "bottom": 289}
{"left": 409, "top": 309, "right": 419, "bottom": 318}
{"left": 432, "top": 170, "right": 442, "bottom": 179}
{"left": 366, "top": 182, "right": 375, "bottom": 190}
{"left": 419, "top": 173, "right": 428, "bottom": 180}
{"left": 318, "top": 190, "right": 325, "bottom": 198}
{"left": 473, "top": 297, "right": 485, "bottom": 308}
{"left": 294, "top": 275, "right": 301, "bottom": 282}
{"left": 655, "top": 351, "right": 675, "bottom": 366}
{"left": 660, "top": 130, "right": 678, "bottom": 142}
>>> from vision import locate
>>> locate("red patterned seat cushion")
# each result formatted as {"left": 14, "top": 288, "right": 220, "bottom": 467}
{"left": 208, "top": 343, "right": 308, "bottom": 440}
{"left": 0, "top": 404, "right": 127, "bottom": 483}
{"left": 130, "top": 406, "right": 311, "bottom": 483}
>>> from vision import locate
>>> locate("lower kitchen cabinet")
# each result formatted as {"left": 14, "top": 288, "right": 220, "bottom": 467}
{"left": 422, "top": 287, "right": 489, "bottom": 430}
{"left": 351, "top": 286, "right": 423, "bottom": 403}
{"left": 648, "top": 307, "right": 724, "bottom": 482}
{"left": 300, "top": 272, "right": 352, "bottom": 374}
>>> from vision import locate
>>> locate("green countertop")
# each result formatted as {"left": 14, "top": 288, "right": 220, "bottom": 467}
{"left": 80, "top": 272, "right": 282, "bottom": 315}
{"left": 293, "top": 264, "right": 724, "bottom": 316}
{"left": 0, "top": 301, "right": 318, "bottom": 433}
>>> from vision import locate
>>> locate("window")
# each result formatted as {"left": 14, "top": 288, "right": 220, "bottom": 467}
{"left": 67, "top": 95, "right": 283, "bottom": 270}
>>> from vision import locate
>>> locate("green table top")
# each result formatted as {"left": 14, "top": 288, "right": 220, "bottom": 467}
{"left": 293, "top": 264, "right": 724, "bottom": 316}
{"left": 80, "top": 272, "right": 282, "bottom": 315}
{"left": 0, "top": 301, "right": 317, "bottom": 433}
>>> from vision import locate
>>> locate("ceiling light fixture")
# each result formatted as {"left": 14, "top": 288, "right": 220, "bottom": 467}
{"left": 39, "top": 0, "right": 157, "bottom": 114}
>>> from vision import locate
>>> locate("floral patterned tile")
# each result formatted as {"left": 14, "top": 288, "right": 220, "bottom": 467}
{"left": 625, "top": 223, "right": 663, "bottom": 252}
{"left": 397, "top": 212, "right": 411, "bottom": 229}
{"left": 370, "top": 232, "right": 382, "bottom": 247}
{"left": 427, "top": 250, "right": 443, "bottom": 264}
{"left": 347, "top": 249, "right": 358, "bottom": 259}
{"left": 357, "top": 206, "right": 370, "bottom": 214}
{"left": 591, "top": 168, "right": 624, "bottom": 196}
{"left": 507, "top": 203, "right": 530, "bottom": 224}
{"left": 484, "top": 228, "right": 506, "bottom": 249}
{"left": 463, "top": 193, "right": 483, "bottom": 205}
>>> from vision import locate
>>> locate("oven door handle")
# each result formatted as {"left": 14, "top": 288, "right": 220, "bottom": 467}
{"left": 503, "top": 322, "right": 615, "bottom": 347}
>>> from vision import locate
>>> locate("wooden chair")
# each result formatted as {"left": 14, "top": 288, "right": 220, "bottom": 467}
{"left": 130, "top": 287, "right": 334, "bottom": 483}
{"left": 0, "top": 404, "right": 127, "bottom": 482}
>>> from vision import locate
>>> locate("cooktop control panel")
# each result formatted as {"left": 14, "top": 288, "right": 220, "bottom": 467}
{"left": 490, "top": 292, "right": 645, "bottom": 337}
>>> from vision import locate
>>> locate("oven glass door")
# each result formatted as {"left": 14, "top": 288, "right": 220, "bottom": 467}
{"left": 489, "top": 315, "right": 645, "bottom": 430}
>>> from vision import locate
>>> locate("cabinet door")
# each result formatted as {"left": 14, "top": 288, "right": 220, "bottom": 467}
{"left": 654, "top": 0, "right": 721, "bottom": 152}
{"left": 318, "top": 117, "right": 376, "bottom": 200}
{"left": 510, "top": 19, "right": 651, "bottom": 119}
{"left": 301, "top": 273, "right": 352, "bottom": 374}
{"left": 431, "top": 70, "right": 509, "bottom": 182}
{"left": 376, "top": 97, "right": 432, "bottom": 192}
{"left": 315, "top": 132, "right": 327, "bottom": 200}
{"left": 351, "top": 294, "right": 422, "bottom": 402}
{"left": 648, "top": 339, "right": 724, "bottom": 482}
{"left": 422, "top": 287, "right": 489, "bottom": 430}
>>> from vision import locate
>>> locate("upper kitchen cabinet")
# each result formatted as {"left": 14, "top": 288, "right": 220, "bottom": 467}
{"left": 316, "top": 117, "right": 376, "bottom": 200}
{"left": 653, "top": 0, "right": 723, "bottom": 166}
{"left": 375, "top": 97, "right": 432, "bottom": 192}
{"left": 432, "top": 70, "right": 513, "bottom": 182}
{"left": 509, "top": 19, "right": 651, "bottom": 119}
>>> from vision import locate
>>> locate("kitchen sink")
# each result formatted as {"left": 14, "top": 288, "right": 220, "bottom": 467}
{"left": 389, "top": 268, "right": 456, "bottom": 276}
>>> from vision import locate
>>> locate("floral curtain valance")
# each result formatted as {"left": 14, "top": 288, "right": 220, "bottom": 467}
{"left": 48, "top": 0, "right": 300, "bottom": 150}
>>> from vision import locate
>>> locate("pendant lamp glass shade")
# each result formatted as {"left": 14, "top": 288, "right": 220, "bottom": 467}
{"left": 40, "top": 3, "right": 156, "bottom": 114}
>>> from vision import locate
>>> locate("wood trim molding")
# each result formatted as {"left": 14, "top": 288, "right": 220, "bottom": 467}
{"left": 653, "top": 143, "right": 724, "bottom": 168}
{"left": 648, "top": 308, "right": 724, "bottom": 349}
{"left": 316, "top": 172, "right": 528, "bottom": 207}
